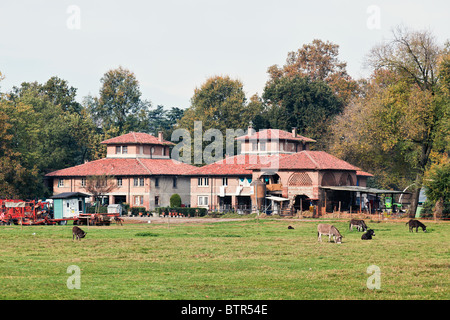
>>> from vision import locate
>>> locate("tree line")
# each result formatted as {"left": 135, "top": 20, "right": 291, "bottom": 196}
{"left": 0, "top": 26, "right": 448, "bottom": 217}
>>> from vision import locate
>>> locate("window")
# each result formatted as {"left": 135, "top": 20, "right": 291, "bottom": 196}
{"left": 81, "top": 178, "right": 86, "bottom": 187}
{"left": 173, "top": 177, "right": 177, "bottom": 188}
{"left": 58, "top": 179, "right": 64, "bottom": 187}
{"left": 134, "top": 196, "right": 144, "bottom": 206}
{"left": 260, "top": 141, "right": 266, "bottom": 151}
{"left": 134, "top": 177, "right": 145, "bottom": 187}
{"left": 116, "top": 145, "right": 128, "bottom": 154}
{"left": 198, "top": 177, "right": 209, "bottom": 186}
{"left": 222, "top": 177, "right": 228, "bottom": 186}
{"left": 198, "top": 196, "right": 209, "bottom": 206}
{"left": 155, "top": 177, "right": 159, "bottom": 188}
{"left": 117, "top": 177, "right": 122, "bottom": 187}
{"left": 155, "top": 196, "right": 160, "bottom": 207}
{"left": 252, "top": 141, "right": 257, "bottom": 151}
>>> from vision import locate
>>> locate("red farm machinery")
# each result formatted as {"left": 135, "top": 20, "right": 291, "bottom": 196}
{"left": 0, "top": 199, "right": 121, "bottom": 226}
{"left": 0, "top": 199, "right": 62, "bottom": 225}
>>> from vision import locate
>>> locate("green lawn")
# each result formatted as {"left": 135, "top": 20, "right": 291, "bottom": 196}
{"left": 0, "top": 219, "right": 448, "bottom": 300}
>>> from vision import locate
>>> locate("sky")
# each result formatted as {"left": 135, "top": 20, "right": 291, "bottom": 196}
{"left": 0, "top": 0, "right": 449, "bottom": 109}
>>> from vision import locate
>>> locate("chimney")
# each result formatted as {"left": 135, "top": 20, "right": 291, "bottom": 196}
{"left": 158, "top": 131, "right": 164, "bottom": 142}
{"left": 248, "top": 122, "right": 256, "bottom": 136}
{"left": 292, "top": 127, "right": 297, "bottom": 137}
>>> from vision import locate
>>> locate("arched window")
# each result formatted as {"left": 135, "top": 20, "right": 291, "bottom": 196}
{"left": 321, "top": 172, "right": 336, "bottom": 186}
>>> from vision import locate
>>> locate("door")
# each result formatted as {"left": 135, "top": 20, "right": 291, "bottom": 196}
{"left": 63, "top": 199, "right": 78, "bottom": 218}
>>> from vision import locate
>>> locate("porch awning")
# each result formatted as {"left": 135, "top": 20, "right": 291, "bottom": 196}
{"left": 50, "top": 192, "right": 91, "bottom": 199}
{"left": 266, "top": 195, "right": 289, "bottom": 202}
{"left": 320, "top": 186, "right": 410, "bottom": 194}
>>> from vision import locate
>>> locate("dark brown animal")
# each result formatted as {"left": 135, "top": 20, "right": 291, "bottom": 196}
{"left": 406, "top": 219, "right": 427, "bottom": 232}
{"left": 72, "top": 226, "right": 86, "bottom": 240}
{"left": 288, "top": 226, "right": 295, "bottom": 229}
{"left": 114, "top": 216, "right": 124, "bottom": 226}
{"left": 361, "top": 229, "right": 375, "bottom": 240}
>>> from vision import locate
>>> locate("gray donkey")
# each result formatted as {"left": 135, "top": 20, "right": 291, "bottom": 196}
{"left": 317, "top": 224, "right": 343, "bottom": 244}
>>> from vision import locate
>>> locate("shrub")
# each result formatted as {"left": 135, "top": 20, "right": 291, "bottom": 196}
{"left": 170, "top": 194, "right": 182, "bottom": 207}
{"left": 131, "top": 207, "right": 146, "bottom": 216}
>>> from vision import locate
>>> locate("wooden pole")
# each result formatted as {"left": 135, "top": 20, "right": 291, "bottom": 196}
{"left": 338, "top": 201, "right": 341, "bottom": 219}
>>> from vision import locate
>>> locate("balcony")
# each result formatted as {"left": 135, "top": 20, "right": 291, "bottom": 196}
{"left": 266, "top": 184, "right": 282, "bottom": 192}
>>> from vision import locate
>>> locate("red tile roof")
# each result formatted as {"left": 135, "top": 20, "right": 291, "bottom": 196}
{"left": 247, "top": 151, "right": 361, "bottom": 171}
{"left": 45, "top": 158, "right": 196, "bottom": 177}
{"left": 101, "top": 132, "right": 174, "bottom": 145}
{"left": 356, "top": 170, "right": 374, "bottom": 177}
{"left": 188, "top": 154, "right": 290, "bottom": 176}
{"left": 236, "top": 129, "right": 316, "bottom": 143}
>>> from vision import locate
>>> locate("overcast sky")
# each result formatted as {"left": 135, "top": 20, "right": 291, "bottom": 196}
{"left": 0, "top": 0, "right": 449, "bottom": 109}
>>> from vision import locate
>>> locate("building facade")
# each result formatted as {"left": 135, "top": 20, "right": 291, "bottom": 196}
{"left": 46, "top": 132, "right": 196, "bottom": 211}
{"left": 189, "top": 126, "right": 372, "bottom": 214}
{"left": 47, "top": 128, "right": 373, "bottom": 214}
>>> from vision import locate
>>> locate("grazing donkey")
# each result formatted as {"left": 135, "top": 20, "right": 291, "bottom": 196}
{"left": 72, "top": 226, "right": 87, "bottom": 240}
{"left": 114, "top": 216, "right": 124, "bottom": 226}
{"left": 317, "top": 224, "right": 343, "bottom": 244}
{"left": 361, "top": 229, "right": 375, "bottom": 240}
{"left": 406, "top": 219, "right": 427, "bottom": 233}
{"left": 349, "top": 219, "right": 368, "bottom": 232}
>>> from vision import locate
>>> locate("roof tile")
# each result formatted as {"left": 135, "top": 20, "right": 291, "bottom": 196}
{"left": 45, "top": 158, "right": 196, "bottom": 177}
{"left": 101, "top": 132, "right": 174, "bottom": 145}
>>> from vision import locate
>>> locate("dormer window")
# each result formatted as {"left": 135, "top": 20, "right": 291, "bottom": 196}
{"left": 115, "top": 146, "right": 128, "bottom": 154}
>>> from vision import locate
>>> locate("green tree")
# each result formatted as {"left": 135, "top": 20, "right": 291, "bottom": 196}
{"left": 0, "top": 108, "right": 36, "bottom": 198}
{"left": 330, "top": 27, "right": 449, "bottom": 216}
{"left": 87, "top": 66, "right": 151, "bottom": 134}
{"left": 1, "top": 76, "right": 101, "bottom": 198}
{"left": 268, "top": 39, "right": 359, "bottom": 105}
{"left": 176, "top": 75, "right": 261, "bottom": 163}
{"left": 423, "top": 155, "right": 449, "bottom": 219}
{"left": 263, "top": 75, "right": 343, "bottom": 147}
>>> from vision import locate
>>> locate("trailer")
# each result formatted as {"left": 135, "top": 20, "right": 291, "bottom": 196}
{"left": 74, "top": 213, "right": 120, "bottom": 226}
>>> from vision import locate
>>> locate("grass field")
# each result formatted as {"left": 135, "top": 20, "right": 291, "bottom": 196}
{"left": 0, "top": 218, "right": 448, "bottom": 300}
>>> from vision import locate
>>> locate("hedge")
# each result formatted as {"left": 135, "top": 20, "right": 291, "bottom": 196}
{"left": 131, "top": 206, "right": 147, "bottom": 216}
{"left": 156, "top": 207, "right": 207, "bottom": 217}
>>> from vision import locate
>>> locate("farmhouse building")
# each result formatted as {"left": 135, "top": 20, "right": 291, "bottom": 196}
{"left": 47, "top": 127, "right": 375, "bottom": 215}
{"left": 46, "top": 132, "right": 196, "bottom": 210}
{"left": 189, "top": 126, "right": 373, "bottom": 214}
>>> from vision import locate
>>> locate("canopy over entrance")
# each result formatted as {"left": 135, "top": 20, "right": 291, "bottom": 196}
{"left": 320, "top": 186, "right": 411, "bottom": 214}
{"left": 320, "top": 186, "right": 410, "bottom": 194}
